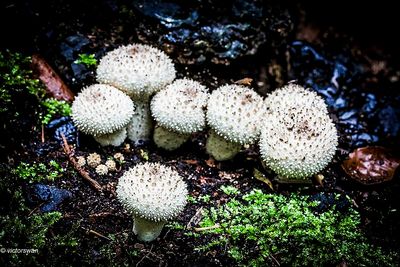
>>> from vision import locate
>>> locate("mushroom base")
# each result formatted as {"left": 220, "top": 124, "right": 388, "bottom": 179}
{"left": 153, "top": 125, "right": 190, "bottom": 151}
{"left": 206, "top": 130, "right": 241, "bottom": 161}
{"left": 133, "top": 215, "right": 166, "bottom": 242}
{"left": 94, "top": 128, "right": 127, "bottom": 146}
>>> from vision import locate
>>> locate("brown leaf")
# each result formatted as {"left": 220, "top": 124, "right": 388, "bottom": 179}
{"left": 342, "top": 146, "right": 400, "bottom": 185}
{"left": 31, "top": 54, "right": 75, "bottom": 102}
{"left": 234, "top": 77, "right": 253, "bottom": 86}
{"left": 253, "top": 168, "right": 274, "bottom": 190}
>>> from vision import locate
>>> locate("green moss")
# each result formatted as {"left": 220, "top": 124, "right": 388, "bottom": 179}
{"left": 13, "top": 160, "right": 64, "bottom": 183}
{"left": 0, "top": 50, "right": 45, "bottom": 114}
{"left": 74, "top": 53, "right": 97, "bottom": 67}
{"left": 40, "top": 98, "right": 71, "bottom": 125}
{"left": 196, "top": 189, "right": 399, "bottom": 266}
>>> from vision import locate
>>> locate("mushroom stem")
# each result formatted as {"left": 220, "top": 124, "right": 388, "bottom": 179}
{"left": 153, "top": 125, "right": 190, "bottom": 151}
{"left": 206, "top": 130, "right": 241, "bottom": 161}
{"left": 133, "top": 215, "right": 166, "bottom": 242}
{"left": 126, "top": 100, "right": 153, "bottom": 143}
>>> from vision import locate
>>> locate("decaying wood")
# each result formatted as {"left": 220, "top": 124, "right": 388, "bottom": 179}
{"left": 61, "top": 134, "right": 102, "bottom": 192}
{"left": 31, "top": 54, "right": 75, "bottom": 102}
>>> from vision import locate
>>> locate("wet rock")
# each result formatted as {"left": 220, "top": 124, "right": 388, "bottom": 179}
{"left": 309, "top": 192, "right": 350, "bottom": 213}
{"left": 60, "top": 34, "right": 90, "bottom": 61}
{"left": 47, "top": 116, "right": 78, "bottom": 145}
{"left": 133, "top": 0, "right": 293, "bottom": 64}
{"left": 288, "top": 40, "right": 400, "bottom": 149}
{"left": 28, "top": 184, "right": 72, "bottom": 212}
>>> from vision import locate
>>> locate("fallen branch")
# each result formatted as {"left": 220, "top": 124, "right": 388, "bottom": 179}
{"left": 61, "top": 134, "right": 102, "bottom": 192}
{"left": 193, "top": 224, "right": 220, "bottom": 232}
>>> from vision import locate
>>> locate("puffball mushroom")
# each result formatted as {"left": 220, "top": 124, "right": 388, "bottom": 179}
{"left": 71, "top": 84, "right": 134, "bottom": 146}
{"left": 206, "top": 84, "right": 264, "bottom": 161}
{"left": 116, "top": 162, "right": 188, "bottom": 242}
{"left": 259, "top": 84, "right": 338, "bottom": 180}
{"left": 150, "top": 78, "right": 209, "bottom": 150}
{"left": 96, "top": 43, "right": 176, "bottom": 142}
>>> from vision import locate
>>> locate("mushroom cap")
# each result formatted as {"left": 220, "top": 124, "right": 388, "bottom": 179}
{"left": 206, "top": 84, "right": 264, "bottom": 145}
{"left": 259, "top": 84, "right": 338, "bottom": 179}
{"left": 96, "top": 43, "right": 176, "bottom": 99}
{"left": 151, "top": 78, "right": 209, "bottom": 134}
{"left": 116, "top": 162, "right": 188, "bottom": 222}
{"left": 71, "top": 84, "right": 134, "bottom": 136}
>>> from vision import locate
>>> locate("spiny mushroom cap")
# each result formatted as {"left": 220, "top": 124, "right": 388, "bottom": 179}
{"left": 116, "top": 162, "right": 188, "bottom": 222}
{"left": 151, "top": 78, "right": 209, "bottom": 134}
{"left": 260, "top": 84, "right": 338, "bottom": 179}
{"left": 96, "top": 44, "right": 176, "bottom": 99}
{"left": 71, "top": 84, "right": 134, "bottom": 136}
{"left": 206, "top": 84, "right": 264, "bottom": 145}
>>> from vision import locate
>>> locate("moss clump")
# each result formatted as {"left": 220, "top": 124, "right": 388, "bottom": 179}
{"left": 13, "top": 160, "right": 64, "bottom": 183}
{"left": 40, "top": 98, "right": 71, "bottom": 125}
{"left": 197, "top": 189, "right": 398, "bottom": 266}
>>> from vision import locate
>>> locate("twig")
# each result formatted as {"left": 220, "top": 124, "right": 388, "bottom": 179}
{"left": 82, "top": 227, "right": 111, "bottom": 241}
{"left": 41, "top": 124, "right": 45, "bottom": 143}
{"left": 61, "top": 134, "right": 102, "bottom": 192}
{"left": 185, "top": 207, "right": 204, "bottom": 230}
{"left": 136, "top": 245, "right": 154, "bottom": 267}
{"left": 88, "top": 212, "right": 113, "bottom": 218}
{"left": 193, "top": 224, "right": 220, "bottom": 232}
{"left": 269, "top": 254, "right": 281, "bottom": 266}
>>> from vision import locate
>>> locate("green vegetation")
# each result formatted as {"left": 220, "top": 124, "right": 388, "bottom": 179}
{"left": 40, "top": 98, "right": 71, "bottom": 125}
{"left": 0, "top": 50, "right": 45, "bottom": 114}
{"left": 196, "top": 189, "right": 398, "bottom": 266}
{"left": 0, "top": 162, "right": 79, "bottom": 266}
{"left": 74, "top": 53, "right": 97, "bottom": 67}
{"left": 13, "top": 160, "right": 64, "bottom": 183}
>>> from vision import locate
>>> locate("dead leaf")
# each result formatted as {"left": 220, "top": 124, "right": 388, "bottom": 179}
{"left": 342, "top": 146, "right": 400, "bottom": 185}
{"left": 253, "top": 168, "right": 274, "bottom": 190}
{"left": 31, "top": 54, "right": 75, "bottom": 102}
{"left": 234, "top": 77, "right": 253, "bottom": 86}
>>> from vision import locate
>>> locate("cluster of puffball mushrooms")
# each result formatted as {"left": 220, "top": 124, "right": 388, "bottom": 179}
{"left": 71, "top": 43, "right": 338, "bottom": 242}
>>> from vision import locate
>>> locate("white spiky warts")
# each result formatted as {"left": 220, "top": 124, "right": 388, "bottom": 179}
{"left": 116, "top": 162, "right": 188, "bottom": 242}
{"left": 96, "top": 43, "right": 176, "bottom": 100}
{"left": 206, "top": 84, "right": 264, "bottom": 160}
{"left": 259, "top": 84, "right": 338, "bottom": 180}
{"left": 71, "top": 84, "right": 134, "bottom": 146}
{"left": 150, "top": 78, "right": 209, "bottom": 150}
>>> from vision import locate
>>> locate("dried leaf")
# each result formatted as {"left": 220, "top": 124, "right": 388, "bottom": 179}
{"left": 31, "top": 54, "right": 75, "bottom": 102}
{"left": 342, "top": 146, "right": 400, "bottom": 185}
{"left": 253, "top": 168, "right": 274, "bottom": 190}
{"left": 234, "top": 77, "right": 253, "bottom": 86}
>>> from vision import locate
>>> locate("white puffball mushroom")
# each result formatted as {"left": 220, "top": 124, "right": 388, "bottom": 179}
{"left": 259, "top": 84, "right": 338, "bottom": 180}
{"left": 206, "top": 84, "right": 264, "bottom": 160}
{"left": 116, "top": 162, "right": 188, "bottom": 242}
{"left": 96, "top": 43, "right": 176, "bottom": 100}
{"left": 71, "top": 84, "right": 134, "bottom": 146}
{"left": 150, "top": 78, "right": 209, "bottom": 150}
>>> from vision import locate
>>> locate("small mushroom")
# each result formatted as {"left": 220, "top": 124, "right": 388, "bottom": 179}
{"left": 259, "top": 84, "right": 338, "bottom": 180}
{"left": 150, "top": 78, "right": 209, "bottom": 150}
{"left": 116, "top": 162, "right": 188, "bottom": 242}
{"left": 206, "top": 84, "right": 264, "bottom": 160}
{"left": 71, "top": 84, "right": 134, "bottom": 146}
